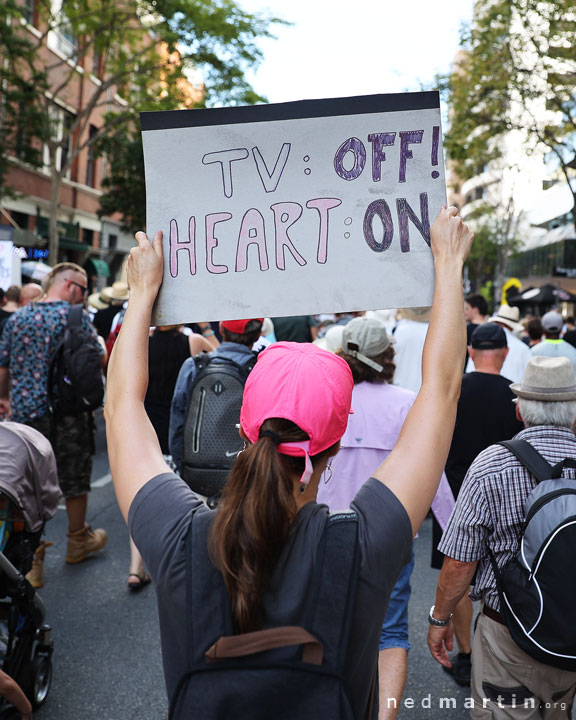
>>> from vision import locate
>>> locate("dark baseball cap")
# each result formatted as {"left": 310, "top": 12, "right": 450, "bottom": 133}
{"left": 470, "top": 323, "right": 507, "bottom": 350}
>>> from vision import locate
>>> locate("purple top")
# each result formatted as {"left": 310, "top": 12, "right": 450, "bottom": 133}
{"left": 317, "top": 381, "right": 454, "bottom": 530}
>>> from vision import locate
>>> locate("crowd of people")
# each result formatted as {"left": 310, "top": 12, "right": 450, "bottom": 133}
{"left": 0, "top": 207, "right": 575, "bottom": 718}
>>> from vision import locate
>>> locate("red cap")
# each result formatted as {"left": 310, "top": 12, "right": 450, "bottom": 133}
{"left": 240, "top": 341, "right": 353, "bottom": 456}
{"left": 221, "top": 318, "right": 264, "bottom": 334}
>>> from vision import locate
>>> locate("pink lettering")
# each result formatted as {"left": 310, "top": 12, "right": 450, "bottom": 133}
{"left": 235, "top": 209, "right": 270, "bottom": 272}
{"left": 306, "top": 198, "right": 342, "bottom": 264}
{"left": 169, "top": 218, "right": 196, "bottom": 278}
{"left": 205, "top": 212, "right": 231, "bottom": 274}
{"left": 270, "top": 202, "right": 306, "bottom": 271}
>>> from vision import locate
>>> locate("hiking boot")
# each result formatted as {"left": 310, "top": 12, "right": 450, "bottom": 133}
{"left": 443, "top": 652, "right": 471, "bottom": 687}
{"left": 25, "top": 541, "right": 53, "bottom": 588}
{"left": 66, "top": 524, "right": 108, "bottom": 564}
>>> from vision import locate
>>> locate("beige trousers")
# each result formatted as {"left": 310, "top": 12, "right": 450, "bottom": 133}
{"left": 470, "top": 611, "right": 576, "bottom": 719}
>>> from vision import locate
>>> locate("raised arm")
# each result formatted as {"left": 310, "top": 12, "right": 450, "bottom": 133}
{"left": 104, "top": 231, "right": 170, "bottom": 522}
{"left": 373, "top": 206, "right": 473, "bottom": 535}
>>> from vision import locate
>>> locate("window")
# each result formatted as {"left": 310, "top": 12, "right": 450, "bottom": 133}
{"left": 45, "top": 105, "right": 76, "bottom": 177}
{"left": 22, "top": 0, "right": 36, "bottom": 25}
{"left": 107, "top": 234, "right": 117, "bottom": 250}
{"left": 82, "top": 229, "right": 94, "bottom": 247}
{"left": 85, "top": 125, "right": 99, "bottom": 187}
{"left": 474, "top": 186, "right": 484, "bottom": 201}
{"left": 50, "top": 6, "right": 78, "bottom": 60}
{"left": 59, "top": 110, "right": 75, "bottom": 173}
{"left": 92, "top": 49, "right": 102, "bottom": 77}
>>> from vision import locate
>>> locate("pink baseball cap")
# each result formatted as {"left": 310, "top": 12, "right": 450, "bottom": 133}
{"left": 240, "top": 342, "right": 354, "bottom": 457}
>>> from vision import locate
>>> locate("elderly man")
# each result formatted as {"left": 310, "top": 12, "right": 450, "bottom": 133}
{"left": 428, "top": 356, "right": 576, "bottom": 719}
{"left": 433, "top": 323, "right": 523, "bottom": 687}
{"left": 0, "top": 263, "right": 107, "bottom": 575}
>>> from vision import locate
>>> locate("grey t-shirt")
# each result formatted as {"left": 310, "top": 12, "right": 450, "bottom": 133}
{"left": 129, "top": 474, "right": 411, "bottom": 717}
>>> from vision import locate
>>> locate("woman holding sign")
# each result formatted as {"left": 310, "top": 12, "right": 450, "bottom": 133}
{"left": 105, "top": 206, "right": 473, "bottom": 719}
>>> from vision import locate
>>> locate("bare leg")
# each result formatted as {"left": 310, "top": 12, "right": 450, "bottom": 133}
{"left": 378, "top": 647, "right": 408, "bottom": 720}
{"left": 65, "top": 494, "right": 88, "bottom": 532}
{"left": 128, "top": 537, "right": 150, "bottom": 589}
{"left": 129, "top": 537, "right": 145, "bottom": 576}
{"left": 452, "top": 594, "right": 473, "bottom": 654}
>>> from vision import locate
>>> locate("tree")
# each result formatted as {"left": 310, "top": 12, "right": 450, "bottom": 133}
{"left": 0, "top": 1, "right": 50, "bottom": 203}
{"left": 443, "top": 0, "right": 576, "bottom": 215}
{"left": 96, "top": 122, "right": 146, "bottom": 233}
{"left": 0, "top": 0, "right": 283, "bottom": 261}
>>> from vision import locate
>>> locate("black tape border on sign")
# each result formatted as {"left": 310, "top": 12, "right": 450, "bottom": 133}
{"left": 140, "top": 91, "right": 440, "bottom": 132}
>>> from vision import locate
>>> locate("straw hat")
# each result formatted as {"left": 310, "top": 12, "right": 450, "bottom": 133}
{"left": 488, "top": 305, "right": 523, "bottom": 334}
{"left": 107, "top": 282, "right": 130, "bottom": 302}
{"left": 87, "top": 290, "right": 110, "bottom": 311}
{"left": 510, "top": 356, "right": 576, "bottom": 402}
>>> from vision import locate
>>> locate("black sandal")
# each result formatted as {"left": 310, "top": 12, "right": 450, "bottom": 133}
{"left": 128, "top": 573, "right": 151, "bottom": 592}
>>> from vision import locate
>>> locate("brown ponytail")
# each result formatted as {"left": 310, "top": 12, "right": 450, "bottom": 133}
{"left": 209, "top": 418, "right": 327, "bottom": 633}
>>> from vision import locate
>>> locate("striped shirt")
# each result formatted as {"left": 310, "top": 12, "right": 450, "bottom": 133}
{"left": 438, "top": 425, "right": 576, "bottom": 611}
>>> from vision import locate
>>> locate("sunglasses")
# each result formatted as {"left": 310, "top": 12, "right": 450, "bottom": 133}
{"left": 69, "top": 280, "right": 88, "bottom": 295}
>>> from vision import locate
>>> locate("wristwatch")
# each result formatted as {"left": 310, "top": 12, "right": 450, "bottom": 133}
{"left": 428, "top": 605, "right": 453, "bottom": 627}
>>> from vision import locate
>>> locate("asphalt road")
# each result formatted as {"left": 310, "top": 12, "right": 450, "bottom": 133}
{"left": 27, "top": 412, "right": 573, "bottom": 719}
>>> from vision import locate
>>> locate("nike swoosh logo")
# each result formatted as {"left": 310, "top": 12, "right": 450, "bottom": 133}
{"left": 225, "top": 450, "right": 241, "bottom": 457}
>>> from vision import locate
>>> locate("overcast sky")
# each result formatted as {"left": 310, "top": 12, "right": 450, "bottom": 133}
{"left": 239, "top": 0, "right": 475, "bottom": 104}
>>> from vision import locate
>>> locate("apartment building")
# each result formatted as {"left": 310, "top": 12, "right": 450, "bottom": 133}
{"left": 448, "top": 1, "right": 576, "bottom": 295}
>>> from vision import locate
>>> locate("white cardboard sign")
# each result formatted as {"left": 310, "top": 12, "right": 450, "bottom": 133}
{"left": 141, "top": 92, "right": 446, "bottom": 325}
{"left": 0, "top": 241, "right": 14, "bottom": 292}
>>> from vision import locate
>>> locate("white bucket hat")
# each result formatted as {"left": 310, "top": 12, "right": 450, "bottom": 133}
{"left": 488, "top": 304, "right": 523, "bottom": 334}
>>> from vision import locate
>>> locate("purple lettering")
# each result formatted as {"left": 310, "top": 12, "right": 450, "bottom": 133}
{"left": 334, "top": 137, "right": 366, "bottom": 181}
{"left": 368, "top": 133, "right": 396, "bottom": 182}
{"left": 202, "top": 148, "right": 249, "bottom": 198}
{"left": 431, "top": 125, "right": 440, "bottom": 175}
{"left": 205, "top": 212, "right": 231, "bottom": 273}
{"left": 252, "top": 143, "right": 291, "bottom": 193}
{"left": 363, "top": 200, "right": 394, "bottom": 252}
{"left": 306, "top": 198, "right": 342, "bottom": 264}
{"left": 396, "top": 193, "right": 430, "bottom": 252}
{"left": 270, "top": 202, "right": 306, "bottom": 270}
{"left": 235, "top": 209, "right": 270, "bottom": 272}
{"left": 398, "top": 130, "right": 423, "bottom": 183}
{"left": 169, "top": 218, "right": 196, "bottom": 278}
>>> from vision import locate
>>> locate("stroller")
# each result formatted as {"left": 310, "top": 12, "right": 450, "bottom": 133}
{"left": 0, "top": 423, "right": 62, "bottom": 717}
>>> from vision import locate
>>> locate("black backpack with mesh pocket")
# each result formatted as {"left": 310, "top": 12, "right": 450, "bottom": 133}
{"left": 491, "top": 439, "right": 576, "bottom": 671}
{"left": 181, "top": 352, "right": 256, "bottom": 503}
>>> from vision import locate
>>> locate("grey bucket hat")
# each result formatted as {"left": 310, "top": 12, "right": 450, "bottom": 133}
{"left": 510, "top": 356, "right": 576, "bottom": 401}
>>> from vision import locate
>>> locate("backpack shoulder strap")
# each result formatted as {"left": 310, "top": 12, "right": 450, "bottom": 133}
{"left": 68, "top": 303, "right": 84, "bottom": 328}
{"left": 309, "top": 511, "right": 360, "bottom": 670}
{"left": 185, "top": 508, "right": 232, "bottom": 667}
{"left": 499, "top": 439, "right": 552, "bottom": 484}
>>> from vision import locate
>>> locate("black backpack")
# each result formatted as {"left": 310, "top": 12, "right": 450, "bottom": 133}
{"left": 169, "top": 509, "right": 372, "bottom": 720}
{"left": 48, "top": 304, "right": 104, "bottom": 416}
{"left": 491, "top": 439, "right": 576, "bottom": 671}
{"left": 181, "top": 352, "right": 256, "bottom": 503}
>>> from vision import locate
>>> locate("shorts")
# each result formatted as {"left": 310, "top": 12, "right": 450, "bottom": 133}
{"left": 379, "top": 547, "right": 415, "bottom": 651}
{"left": 26, "top": 413, "right": 94, "bottom": 498}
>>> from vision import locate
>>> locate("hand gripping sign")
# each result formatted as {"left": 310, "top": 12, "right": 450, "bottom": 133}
{"left": 141, "top": 91, "right": 446, "bottom": 326}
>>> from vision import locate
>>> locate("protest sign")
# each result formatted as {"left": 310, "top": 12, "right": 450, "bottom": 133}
{"left": 0, "top": 239, "right": 14, "bottom": 291}
{"left": 141, "top": 91, "right": 446, "bottom": 325}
